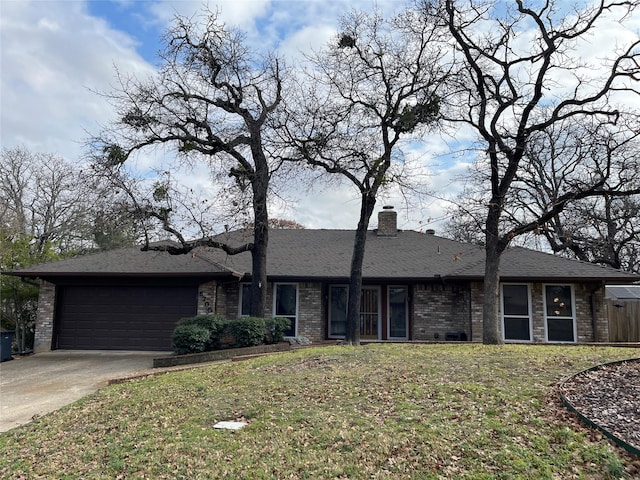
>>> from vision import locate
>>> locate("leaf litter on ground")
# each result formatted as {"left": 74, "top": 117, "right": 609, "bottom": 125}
{"left": 0, "top": 343, "right": 638, "bottom": 479}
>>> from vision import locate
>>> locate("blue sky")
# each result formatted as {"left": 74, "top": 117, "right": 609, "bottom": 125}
{"left": 1, "top": 0, "right": 639, "bottom": 232}
{"left": 86, "top": 1, "right": 165, "bottom": 64}
{"left": 1, "top": 0, "right": 444, "bottom": 231}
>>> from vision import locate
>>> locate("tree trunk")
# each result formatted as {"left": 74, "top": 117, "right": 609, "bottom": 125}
{"left": 249, "top": 220, "right": 267, "bottom": 318}
{"left": 483, "top": 205, "right": 504, "bottom": 345}
{"left": 344, "top": 194, "right": 377, "bottom": 346}
{"left": 249, "top": 160, "right": 269, "bottom": 318}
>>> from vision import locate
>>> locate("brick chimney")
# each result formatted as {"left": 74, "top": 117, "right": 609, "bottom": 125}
{"left": 377, "top": 206, "right": 397, "bottom": 237}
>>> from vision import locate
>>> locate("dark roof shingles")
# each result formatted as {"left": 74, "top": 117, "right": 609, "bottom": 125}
{"left": 8, "top": 229, "right": 639, "bottom": 283}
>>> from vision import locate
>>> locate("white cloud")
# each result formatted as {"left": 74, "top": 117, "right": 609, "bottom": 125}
{"left": 2, "top": 0, "right": 637, "bottom": 237}
{"left": 279, "top": 24, "right": 337, "bottom": 62}
{"left": 0, "top": 1, "right": 154, "bottom": 164}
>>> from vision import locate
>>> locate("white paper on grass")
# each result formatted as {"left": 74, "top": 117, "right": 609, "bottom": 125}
{"left": 213, "top": 421, "right": 248, "bottom": 430}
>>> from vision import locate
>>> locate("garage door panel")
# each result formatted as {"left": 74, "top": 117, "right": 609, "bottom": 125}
{"left": 56, "top": 285, "right": 197, "bottom": 350}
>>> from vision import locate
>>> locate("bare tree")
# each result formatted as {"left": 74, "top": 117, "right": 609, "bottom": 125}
{"left": 0, "top": 146, "right": 139, "bottom": 351}
{"left": 514, "top": 118, "right": 640, "bottom": 272}
{"left": 0, "top": 146, "right": 130, "bottom": 255}
{"left": 285, "top": 10, "right": 445, "bottom": 344}
{"left": 444, "top": 117, "right": 640, "bottom": 273}
{"left": 89, "top": 10, "right": 289, "bottom": 317}
{"left": 429, "top": 0, "right": 640, "bottom": 344}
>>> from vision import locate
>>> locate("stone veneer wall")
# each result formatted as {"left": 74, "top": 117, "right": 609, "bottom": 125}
{"left": 412, "top": 283, "right": 471, "bottom": 341}
{"left": 197, "top": 281, "right": 218, "bottom": 316}
{"left": 470, "top": 281, "right": 608, "bottom": 343}
{"left": 33, "top": 280, "right": 56, "bottom": 353}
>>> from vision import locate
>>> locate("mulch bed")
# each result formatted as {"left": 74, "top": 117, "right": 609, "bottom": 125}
{"left": 560, "top": 359, "right": 640, "bottom": 454}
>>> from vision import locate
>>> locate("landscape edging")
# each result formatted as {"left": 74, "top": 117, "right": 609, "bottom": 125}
{"left": 153, "top": 343, "right": 292, "bottom": 368}
{"left": 558, "top": 358, "right": 640, "bottom": 458}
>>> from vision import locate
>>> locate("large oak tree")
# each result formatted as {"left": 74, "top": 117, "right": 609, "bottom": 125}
{"left": 90, "top": 10, "right": 289, "bottom": 317}
{"left": 285, "top": 10, "right": 445, "bottom": 344}
{"left": 430, "top": 0, "right": 640, "bottom": 344}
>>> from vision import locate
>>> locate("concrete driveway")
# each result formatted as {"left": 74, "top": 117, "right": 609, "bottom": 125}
{"left": 0, "top": 350, "right": 170, "bottom": 433}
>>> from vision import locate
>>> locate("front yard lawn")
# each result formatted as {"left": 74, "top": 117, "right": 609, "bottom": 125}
{"left": 1, "top": 344, "right": 638, "bottom": 479}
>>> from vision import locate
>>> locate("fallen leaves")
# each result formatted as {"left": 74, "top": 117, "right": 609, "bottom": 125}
{"left": 560, "top": 359, "right": 640, "bottom": 451}
{"left": 0, "top": 344, "right": 638, "bottom": 479}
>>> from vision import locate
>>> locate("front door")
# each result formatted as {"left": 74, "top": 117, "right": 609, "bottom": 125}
{"left": 360, "top": 287, "right": 380, "bottom": 339}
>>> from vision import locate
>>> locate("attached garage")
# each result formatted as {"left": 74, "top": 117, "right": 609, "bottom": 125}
{"left": 54, "top": 284, "right": 198, "bottom": 351}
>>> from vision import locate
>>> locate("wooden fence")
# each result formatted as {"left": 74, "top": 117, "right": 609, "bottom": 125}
{"left": 606, "top": 299, "right": 640, "bottom": 342}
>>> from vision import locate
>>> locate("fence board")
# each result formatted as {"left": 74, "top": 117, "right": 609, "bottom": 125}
{"left": 607, "top": 299, "right": 640, "bottom": 342}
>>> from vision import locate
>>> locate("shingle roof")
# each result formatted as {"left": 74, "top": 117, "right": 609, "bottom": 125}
{"left": 449, "top": 246, "right": 639, "bottom": 282}
{"left": 6, "top": 241, "right": 239, "bottom": 277}
{"left": 8, "top": 229, "right": 639, "bottom": 283}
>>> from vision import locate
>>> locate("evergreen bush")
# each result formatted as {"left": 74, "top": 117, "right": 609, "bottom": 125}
{"left": 228, "top": 317, "right": 265, "bottom": 347}
{"left": 264, "top": 317, "right": 291, "bottom": 344}
{"left": 172, "top": 323, "right": 211, "bottom": 354}
{"left": 176, "top": 314, "right": 228, "bottom": 350}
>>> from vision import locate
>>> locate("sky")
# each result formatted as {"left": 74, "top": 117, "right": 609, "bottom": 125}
{"left": 1, "top": 0, "right": 639, "bottom": 234}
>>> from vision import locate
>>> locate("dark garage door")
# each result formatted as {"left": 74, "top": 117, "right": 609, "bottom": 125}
{"left": 55, "top": 285, "right": 197, "bottom": 350}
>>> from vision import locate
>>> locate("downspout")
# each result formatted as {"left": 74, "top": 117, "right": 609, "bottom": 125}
{"left": 590, "top": 282, "right": 604, "bottom": 343}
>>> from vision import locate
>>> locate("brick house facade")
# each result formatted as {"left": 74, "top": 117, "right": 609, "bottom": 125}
{"left": 15, "top": 206, "right": 638, "bottom": 352}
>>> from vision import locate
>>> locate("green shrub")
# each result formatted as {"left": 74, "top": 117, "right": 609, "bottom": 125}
{"left": 172, "top": 323, "right": 211, "bottom": 355}
{"left": 228, "top": 317, "right": 265, "bottom": 348}
{"left": 177, "top": 314, "right": 228, "bottom": 350}
{"left": 172, "top": 314, "right": 285, "bottom": 353}
{"left": 264, "top": 317, "right": 291, "bottom": 344}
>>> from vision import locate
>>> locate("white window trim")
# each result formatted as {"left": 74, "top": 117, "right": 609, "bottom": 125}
{"left": 543, "top": 284, "right": 577, "bottom": 343}
{"left": 328, "top": 284, "right": 348, "bottom": 339}
{"left": 500, "top": 283, "right": 533, "bottom": 343}
{"left": 272, "top": 283, "right": 299, "bottom": 337}
{"left": 387, "top": 285, "right": 409, "bottom": 340}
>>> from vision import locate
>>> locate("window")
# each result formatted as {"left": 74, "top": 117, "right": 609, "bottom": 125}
{"left": 388, "top": 286, "right": 408, "bottom": 339}
{"left": 274, "top": 284, "right": 297, "bottom": 337}
{"left": 545, "top": 285, "right": 576, "bottom": 342}
{"left": 501, "top": 284, "right": 532, "bottom": 342}
{"left": 239, "top": 283, "right": 251, "bottom": 317}
{"left": 329, "top": 285, "right": 348, "bottom": 337}
{"left": 328, "top": 285, "right": 381, "bottom": 339}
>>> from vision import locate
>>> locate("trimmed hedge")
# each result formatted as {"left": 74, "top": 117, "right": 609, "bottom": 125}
{"left": 172, "top": 324, "right": 211, "bottom": 355}
{"left": 171, "top": 315, "right": 290, "bottom": 354}
{"left": 228, "top": 317, "right": 265, "bottom": 348}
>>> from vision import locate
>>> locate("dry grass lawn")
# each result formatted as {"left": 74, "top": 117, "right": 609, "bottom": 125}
{"left": 1, "top": 343, "right": 638, "bottom": 479}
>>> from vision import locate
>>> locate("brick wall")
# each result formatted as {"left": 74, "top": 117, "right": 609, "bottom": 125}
{"left": 530, "top": 283, "right": 545, "bottom": 342}
{"left": 219, "top": 281, "right": 325, "bottom": 342}
{"left": 470, "top": 282, "right": 484, "bottom": 342}
{"left": 33, "top": 280, "right": 55, "bottom": 353}
{"left": 470, "top": 281, "right": 607, "bottom": 343}
{"left": 211, "top": 279, "right": 610, "bottom": 344}
{"left": 575, "top": 284, "right": 608, "bottom": 342}
{"left": 297, "top": 282, "right": 324, "bottom": 342}
{"left": 222, "top": 283, "right": 241, "bottom": 318}
{"left": 412, "top": 283, "right": 471, "bottom": 341}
